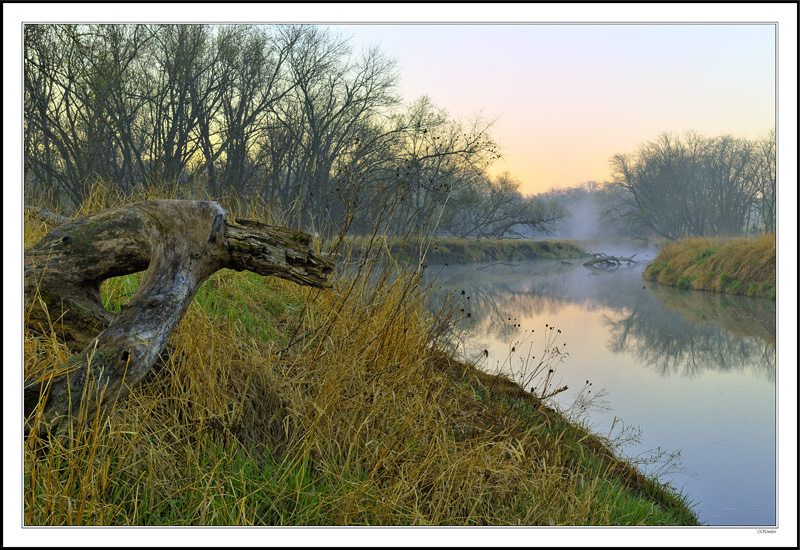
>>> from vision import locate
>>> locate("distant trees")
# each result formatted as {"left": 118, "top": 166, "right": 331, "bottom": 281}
{"left": 24, "top": 24, "right": 151, "bottom": 202}
{"left": 440, "top": 172, "right": 568, "bottom": 239}
{"left": 753, "top": 129, "right": 776, "bottom": 234}
{"left": 260, "top": 26, "right": 401, "bottom": 232}
{"left": 606, "top": 131, "right": 776, "bottom": 239}
{"left": 24, "top": 25, "right": 778, "bottom": 243}
{"left": 388, "top": 96, "right": 502, "bottom": 237}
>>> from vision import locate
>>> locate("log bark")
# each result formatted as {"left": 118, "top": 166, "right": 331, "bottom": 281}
{"left": 24, "top": 200, "right": 334, "bottom": 434}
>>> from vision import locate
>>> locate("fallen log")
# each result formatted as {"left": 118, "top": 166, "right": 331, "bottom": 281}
{"left": 582, "top": 254, "right": 638, "bottom": 269}
{"left": 24, "top": 200, "right": 334, "bottom": 434}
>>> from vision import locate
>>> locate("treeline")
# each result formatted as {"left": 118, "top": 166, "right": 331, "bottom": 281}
{"left": 606, "top": 131, "right": 776, "bottom": 239}
{"left": 539, "top": 129, "right": 776, "bottom": 241}
{"left": 24, "top": 24, "right": 566, "bottom": 239}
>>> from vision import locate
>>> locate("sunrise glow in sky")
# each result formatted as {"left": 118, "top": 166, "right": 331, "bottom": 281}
{"left": 330, "top": 23, "right": 776, "bottom": 194}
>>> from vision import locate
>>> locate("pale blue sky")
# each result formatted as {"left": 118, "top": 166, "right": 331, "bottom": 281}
{"left": 329, "top": 23, "right": 776, "bottom": 193}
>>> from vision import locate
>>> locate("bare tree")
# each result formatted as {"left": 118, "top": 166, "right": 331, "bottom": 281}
{"left": 90, "top": 24, "right": 152, "bottom": 191}
{"left": 23, "top": 25, "right": 56, "bottom": 193}
{"left": 387, "top": 96, "right": 501, "bottom": 237}
{"left": 441, "top": 172, "right": 567, "bottom": 239}
{"left": 605, "top": 131, "right": 771, "bottom": 239}
{"left": 208, "top": 25, "right": 298, "bottom": 198}
{"left": 24, "top": 24, "right": 115, "bottom": 206}
{"left": 23, "top": 23, "right": 522, "bottom": 242}
{"left": 753, "top": 129, "right": 776, "bottom": 234}
{"left": 701, "top": 135, "right": 759, "bottom": 236}
{"left": 607, "top": 132, "right": 705, "bottom": 239}
{"left": 142, "top": 24, "right": 212, "bottom": 186}
{"left": 262, "top": 26, "right": 400, "bottom": 234}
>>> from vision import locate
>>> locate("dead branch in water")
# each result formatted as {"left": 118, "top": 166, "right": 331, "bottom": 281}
{"left": 582, "top": 254, "right": 638, "bottom": 269}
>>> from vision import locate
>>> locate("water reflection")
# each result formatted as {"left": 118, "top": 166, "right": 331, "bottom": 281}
{"left": 651, "top": 285, "right": 776, "bottom": 345}
{"left": 423, "top": 257, "right": 776, "bottom": 526}
{"left": 426, "top": 260, "right": 775, "bottom": 381}
{"left": 603, "top": 298, "right": 776, "bottom": 381}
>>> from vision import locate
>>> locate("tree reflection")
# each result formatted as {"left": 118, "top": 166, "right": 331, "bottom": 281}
{"left": 604, "top": 307, "right": 775, "bottom": 381}
{"left": 426, "top": 261, "right": 574, "bottom": 345}
{"left": 425, "top": 259, "right": 776, "bottom": 381}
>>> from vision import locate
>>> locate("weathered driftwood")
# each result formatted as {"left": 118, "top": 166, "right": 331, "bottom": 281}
{"left": 582, "top": 254, "right": 638, "bottom": 269}
{"left": 24, "top": 200, "right": 334, "bottom": 433}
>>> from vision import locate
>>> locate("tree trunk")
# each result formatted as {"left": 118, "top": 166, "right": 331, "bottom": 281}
{"left": 24, "top": 199, "right": 334, "bottom": 434}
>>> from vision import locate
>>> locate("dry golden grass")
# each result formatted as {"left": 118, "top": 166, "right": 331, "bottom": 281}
{"left": 23, "top": 182, "right": 700, "bottom": 526}
{"left": 644, "top": 235, "right": 776, "bottom": 299}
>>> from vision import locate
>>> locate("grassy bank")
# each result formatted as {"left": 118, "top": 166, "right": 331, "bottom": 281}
{"left": 643, "top": 235, "right": 776, "bottom": 299}
{"left": 344, "top": 236, "right": 587, "bottom": 265}
{"left": 23, "top": 193, "right": 698, "bottom": 526}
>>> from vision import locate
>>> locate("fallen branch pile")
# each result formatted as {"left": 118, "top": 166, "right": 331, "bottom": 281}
{"left": 583, "top": 253, "right": 638, "bottom": 269}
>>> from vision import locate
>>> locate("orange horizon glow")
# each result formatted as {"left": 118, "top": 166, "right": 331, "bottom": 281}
{"left": 334, "top": 23, "right": 776, "bottom": 196}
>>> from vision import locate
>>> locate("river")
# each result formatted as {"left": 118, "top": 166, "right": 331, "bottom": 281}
{"left": 423, "top": 246, "right": 776, "bottom": 526}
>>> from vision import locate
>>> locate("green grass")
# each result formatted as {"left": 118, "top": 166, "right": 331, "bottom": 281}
{"left": 676, "top": 276, "right": 693, "bottom": 289}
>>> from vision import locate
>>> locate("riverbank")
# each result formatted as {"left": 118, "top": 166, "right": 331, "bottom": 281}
{"left": 643, "top": 235, "right": 776, "bottom": 299}
{"left": 23, "top": 200, "right": 698, "bottom": 526}
{"left": 345, "top": 236, "right": 588, "bottom": 265}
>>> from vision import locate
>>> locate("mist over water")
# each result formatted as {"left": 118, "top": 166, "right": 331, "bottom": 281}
{"left": 425, "top": 255, "right": 776, "bottom": 526}
{"left": 546, "top": 192, "right": 603, "bottom": 241}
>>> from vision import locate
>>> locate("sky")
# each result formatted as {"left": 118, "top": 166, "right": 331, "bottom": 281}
{"left": 328, "top": 23, "right": 776, "bottom": 194}
{"left": 3, "top": 5, "right": 788, "bottom": 198}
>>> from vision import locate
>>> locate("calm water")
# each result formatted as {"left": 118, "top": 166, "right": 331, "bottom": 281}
{"left": 424, "top": 248, "right": 776, "bottom": 526}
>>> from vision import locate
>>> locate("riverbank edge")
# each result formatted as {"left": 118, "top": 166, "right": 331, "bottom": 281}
{"left": 343, "top": 236, "right": 589, "bottom": 265}
{"left": 642, "top": 235, "right": 776, "bottom": 300}
{"left": 428, "top": 350, "right": 703, "bottom": 525}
